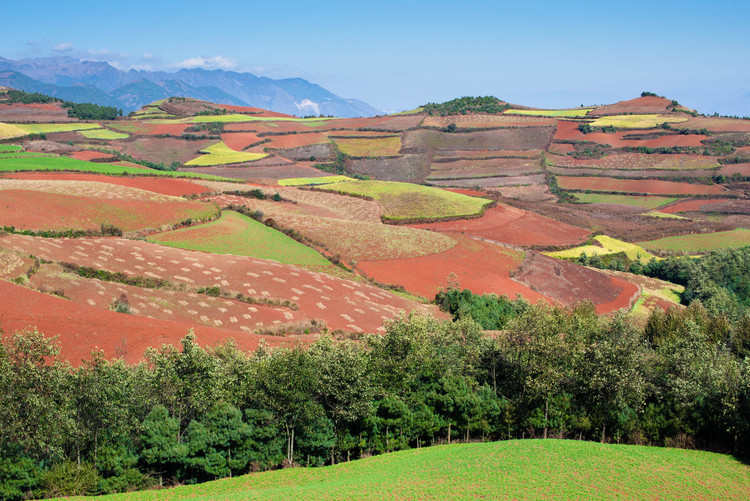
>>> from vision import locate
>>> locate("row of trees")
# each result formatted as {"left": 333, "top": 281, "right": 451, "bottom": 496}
{"left": 2, "top": 300, "right": 749, "bottom": 498}
{"left": 1, "top": 89, "right": 121, "bottom": 120}
{"left": 422, "top": 96, "right": 509, "bottom": 116}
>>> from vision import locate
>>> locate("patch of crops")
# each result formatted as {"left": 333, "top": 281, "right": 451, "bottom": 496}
{"left": 147, "top": 210, "right": 330, "bottom": 266}
{"left": 15, "top": 123, "right": 102, "bottom": 134}
{"left": 184, "top": 141, "right": 268, "bottom": 166}
{"left": 332, "top": 136, "right": 402, "bottom": 157}
{"left": 589, "top": 114, "right": 688, "bottom": 128}
{"left": 505, "top": 108, "right": 593, "bottom": 117}
{"left": 186, "top": 115, "right": 337, "bottom": 124}
{"left": 572, "top": 193, "right": 678, "bottom": 208}
{"left": 79, "top": 128, "right": 130, "bottom": 140}
{"left": 317, "top": 180, "right": 491, "bottom": 221}
{"left": 0, "top": 144, "right": 23, "bottom": 152}
{"left": 547, "top": 235, "right": 657, "bottom": 261}
{"left": 278, "top": 175, "right": 354, "bottom": 186}
{"left": 638, "top": 228, "right": 750, "bottom": 252}
{"left": 0, "top": 122, "right": 28, "bottom": 139}
{"left": 69, "top": 439, "right": 750, "bottom": 500}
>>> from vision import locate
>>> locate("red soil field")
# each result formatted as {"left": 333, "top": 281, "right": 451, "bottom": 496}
{"left": 423, "top": 114, "right": 556, "bottom": 128}
{"left": 264, "top": 133, "right": 329, "bottom": 149}
{"left": 657, "top": 198, "right": 728, "bottom": 213}
{"left": 442, "top": 188, "right": 490, "bottom": 198}
{"left": 671, "top": 117, "right": 750, "bottom": 133}
{"left": 219, "top": 105, "right": 293, "bottom": 118}
{"left": 0, "top": 102, "right": 74, "bottom": 122}
{"left": 512, "top": 253, "right": 640, "bottom": 314}
{"left": 408, "top": 204, "right": 590, "bottom": 247}
{"left": 358, "top": 235, "right": 546, "bottom": 301}
{"left": 548, "top": 143, "right": 576, "bottom": 155}
{"left": 180, "top": 163, "right": 325, "bottom": 181}
{"left": 68, "top": 150, "right": 116, "bottom": 161}
{"left": 115, "top": 136, "right": 213, "bottom": 165}
{"left": 0, "top": 190, "right": 214, "bottom": 232}
{"left": 5, "top": 172, "right": 210, "bottom": 196}
{"left": 221, "top": 132, "right": 263, "bottom": 150}
{"left": 434, "top": 150, "right": 542, "bottom": 159}
{"left": 0, "top": 234, "right": 437, "bottom": 335}
{"left": 719, "top": 163, "right": 750, "bottom": 177}
{"left": 659, "top": 198, "right": 750, "bottom": 215}
{"left": 0, "top": 279, "right": 305, "bottom": 366}
{"left": 554, "top": 121, "right": 707, "bottom": 148}
{"left": 557, "top": 176, "right": 727, "bottom": 195}
{"left": 588, "top": 96, "right": 673, "bottom": 116}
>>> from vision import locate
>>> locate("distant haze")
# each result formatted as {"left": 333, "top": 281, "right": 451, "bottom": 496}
{"left": 2, "top": 0, "right": 749, "bottom": 116}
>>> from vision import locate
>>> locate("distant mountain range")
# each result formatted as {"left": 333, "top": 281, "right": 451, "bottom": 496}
{"left": 0, "top": 56, "right": 381, "bottom": 117}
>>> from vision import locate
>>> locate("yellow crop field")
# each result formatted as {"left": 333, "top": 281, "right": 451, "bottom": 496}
{"left": 546, "top": 235, "right": 657, "bottom": 261}
{"left": 0, "top": 122, "right": 28, "bottom": 139}
{"left": 184, "top": 141, "right": 268, "bottom": 166}
{"left": 589, "top": 115, "right": 688, "bottom": 128}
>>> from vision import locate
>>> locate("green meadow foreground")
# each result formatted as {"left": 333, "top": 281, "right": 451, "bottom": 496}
{"left": 67, "top": 440, "right": 750, "bottom": 500}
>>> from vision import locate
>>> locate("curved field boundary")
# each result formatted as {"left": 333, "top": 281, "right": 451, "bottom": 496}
{"left": 0, "top": 122, "right": 29, "bottom": 139}
{"left": 147, "top": 211, "right": 331, "bottom": 266}
{"left": 15, "top": 123, "right": 101, "bottom": 134}
{"left": 332, "top": 136, "right": 402, "bottom": 157}
{"left": 545, "top": 235, "right": 657, "bottom": 261}
{"left": 657, "top": 198, "right": 731, "bottom": 214}
{"left": 184, "top": 141, "right": 268, "bottom": 166}
{"left": 505, "top": 108, "right": 593, "bottom": 117}
{"left": 279, "top": 175, "right": 354, "bottom": 186}
{"left": 556, "top": 176, "right": 727, "bottom": 196}
{"left": 63, "top": 439, "right": 750, "bottom": 500}
{"left": 637, "top": 228, "right": 750, "bottom": 252}
{"left": 572, "top": 193, "right": 677, "bottom": 209}
{"left": 315, "top": 180, "right": 492, "bottom": 222}
{"left": 589, "top": 114, "right": 688, "bottom": 128}
{"left": 4, "top": 172, "right": 211, "bottom": 197}
{"left": 79, "top": 128, "right": 129, "bottom": 140}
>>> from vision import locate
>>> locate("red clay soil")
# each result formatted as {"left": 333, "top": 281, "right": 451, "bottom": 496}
{"left": 221, "top": 132, "right": 263, "bottom": 151}
{"left": 358, "top": 235, "right": 546, "bottom": 302}
{"left": 434, "top": 150, "right": 542, "bottom": 159}
{"left": 671, "top": 117, "right": 750, "bottom": 133}
{"left": 131, "top": 122, "right": 191, "bottom": 136}
{"left": 657, "top": 198, "right": 729, "bottom": 214}
{"left": 0, "top": 190, "right": 213, "bottom": 232}
{"left": 554, "top": 121, "right": 707, "bottom": 148}
{"left": 0, "top": 279, "right": 307, "bottom": 366}
{"left": 548, "top": 151, "right": 718, "bottom": 170}
{"left": 219, "top": 105, "right": 293, "bottom": 118}
{"left": 114, "top": 137, "right": 213, "bottom": 165}
{"left": 557, "top": 176, "right": 727, "bottom": 195}
{"left": 719, "top": 163, "right": 750, "bottom": 177}
{"left": 4, "top": 172, "right": 210, "bottom": 196}
{"left": 264, "top": 133, "right": 330, "bottom": 149}
{"left": 512, "top": 253, "right": 640, "bottom": 314}
{"left": 408, "top": 204, "right": 590, "bottom": 247}
{"left": 588, "top": 96, "right": 673, "bottom": 116}
{"left": 0, "top": 234, "right": 437, "bottom": 335}
{"left": 68, "top": 150, "right": 116, "bottom": 161}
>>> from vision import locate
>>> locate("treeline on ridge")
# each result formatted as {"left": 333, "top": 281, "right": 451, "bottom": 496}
{"left": 2, "top": 301, "right": 749, "bottom": 499}
{"left": 1, "top": 89, "right": 122, "bottom": 120}
{"left": 422, "top": 96, "right": 510, "bottom": 116}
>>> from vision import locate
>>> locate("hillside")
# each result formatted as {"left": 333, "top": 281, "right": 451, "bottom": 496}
{"left": 65, "top": 440, "right": 750, "bottom": 500}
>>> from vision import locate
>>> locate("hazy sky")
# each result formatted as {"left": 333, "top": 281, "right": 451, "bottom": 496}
{"left": 3, "top": 0, "right": 749, "bottom": 113}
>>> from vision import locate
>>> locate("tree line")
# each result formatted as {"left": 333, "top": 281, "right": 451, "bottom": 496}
{"left": 2, "top": 298, "right": 749, "bottom": 498}
{"left": 422, "top": 96, "right": 510, "bottom": 116}
{"left": 2, "top": 89, "right": 121, "bottom": 120}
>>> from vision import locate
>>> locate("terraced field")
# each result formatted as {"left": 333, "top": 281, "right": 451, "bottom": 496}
{"left": 557, "top": 176, "right": 727, "bottom": 195}
{"left": 546, "top": 235, "right": 657, "bottom": 261}
{"left": 79, "top": 128, "right": 129, "bottom": 140}
{"left": 278, "top": 175, "right": 354, "bottom": 186}
{"left": 317, "top": 180, "right": 492, "bottom": 221}
{"left": 505, "top": 108, "right": 593, "bottom": 117}
{"left": 147, "top": 211, "right": 331, "bottom": 266}
{"left": 63, "top": 440, "right": 750, "bottom": 500}
{"left": 638, "top": 228, "right": 750, "bottom": 252}
{"left": 184, "top": 141, "right": 268, "bottom": 166}
{"left": 588, "top": 114, "right": 688, "bottom": 128}
{"left": 332, "top": 136, "right": 402, "bottom": 157}
{"left": 0, "top": 121, "right": 28, "bottom": 139}
{"left": 15, "top": 123, "right": 101, "bottom": 134}
{"left": 572, "top": 193, "right": 678, "bottom": 208}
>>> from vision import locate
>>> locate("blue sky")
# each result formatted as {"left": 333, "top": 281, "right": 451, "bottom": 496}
{"left": 3, "top": 0, "right": 749, "bottom": 113}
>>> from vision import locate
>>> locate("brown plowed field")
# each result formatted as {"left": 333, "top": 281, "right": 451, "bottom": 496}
{"left": 434, "top": 150, "right": 542, "bottom": 159}
{"left": 4, "top": 172, "right": 210, "bottom": 196}
{"left": 358, "top": 235, "right": 545, "bottom": 301}
{"left": 660, "top": 199, "right": 750, "bottom": 215}
{"left": 221, "top": 132, "right": 263, "bottom": 150}
{"left": 0, "top": 279, "right": 307, "bottom": 366}
{"left": 405, "top": 127, "right": 554, "bottom": 151}
{"left": 0, "top": 102, "right": 74, "bottom": 122}
{"left": 547, "top": 166, "right": 715, "bottom": 179}
{"left": 588, "top": 96, "right": 673, "bottom": 116}
{"left": 0, "top": 234, "right": 436, "bottom": 335}
{"left": 554, "top": 121, "right": 707, "bottom": 147}
{"left": 548, "top": 143, "right": 576, "bottom": 155}
{"left": 429, "top": 157, "right": 542, "bottom": 179}
{"left": 423, "top": 114, "right": 556, "bottom": 128}
{"left": 548, "top": 152, "right": 719, "bottom": 170}
{"left": 179, "top": 163, "right": 324, "bottom": 182}
{"left": 264, "top": 133, "right": 329, "bottom": 149}
{"left": 219, "top": 105, "right": 293, "bottom": 118}
{"left": 408, "top": 204, "right": 589, "bottom": 247}
{"left": 0, "top": 249, "right": 34, "bottom": 280}
{"left": 719, "top": 163, "right": 750, "bottom": 177}
{"left": 512, "top": 253, "right": 639, "bottom": 314}
{"left": 557, "top": 176, "right": 727, "bottom": 195}
{"left": 115, "top": 137, "right": 213, "bottom": 165}
{"left": 442, "top": 188, "right": 490, "bottom": 198}
{"left": 68, "top": 150, "right": 116, "bottom": 161}
{"left": 111, "top": 122, "right": 191, "bottom": 136}
{"left": 671, "top": 117, "right": 750, "bottom": 132}
{"left": 0, "top": 190, "right": 214, "bottom": 232}
{"left": 429, "top": 174, "right": 546, "bottom": 188}
{"left": 365, "top": 115, "right": 424, "bottom": 132}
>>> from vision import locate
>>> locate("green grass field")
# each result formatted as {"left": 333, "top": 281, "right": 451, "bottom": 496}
{"left": 638, "top": 228, "right": 750, "bottom": 252}
{"left": 0, "top": 144, "right": 23, "bottom": 152}
{"left": 15, "top": 123, "right": 102, "bottom": 134}
{"left": 184, "top": 141, "right": 268, "bottom": 166}
{"left": 64, "top": 440, "right": 750, "bottom": 500}
{"left": 147, "top": 211, "right": 330, "bottom": 266}
{"left": 505, "top": 108, "right": 593, "bottom": 117}
{"left": 333, "top": 136, "right": 401, "bottom": 157}
{"left": 278, "top": 175, "right": 354, "bottom": 186}
{"left": 317, "top": 180, "right": 491, "bottom": 221}
{"left": 573, "top": 193, "right": 678, "bottom": 208}
{"left": 589, "top": 114, "right": 689, "bottom": 128}
{"left": 0, "top": 155, "right": 239, "bottom": 181}
{"left": 79, "top": 128, "right": 130, "bottom": 140}
{"left": 0, "top": 151, "right": 55, "bottom": 159}
{"left": 547, "top": 235, "right": 657, "bottom": 261}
